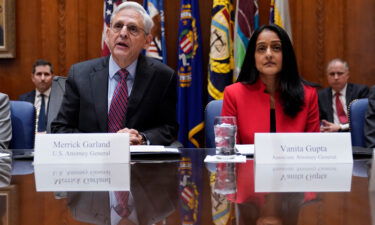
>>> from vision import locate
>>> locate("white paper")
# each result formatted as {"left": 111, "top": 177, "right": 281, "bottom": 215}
{"left": 130, "top": 145, "right": 179, "bottom": 153}
{"left": 204, "top": 155, "right": 246, "bottom": 163}
{"left": 235, "top": 144, "right": 254, "bottom": 155}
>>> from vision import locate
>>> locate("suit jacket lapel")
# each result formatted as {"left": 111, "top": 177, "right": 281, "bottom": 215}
{"left": 327, "top": 88, "right": 334, "bottom": 122}
{"left": 90, "top": 57, "right": 110, "bottom": 132}
{"left": 126, "top": 55, "right": 155, "bottom": 123}
{"left": 27, "top": 90, "right": 36, "bottom": 104}
{"left": 345, "top": 83, "right": 353, "bottom": 105}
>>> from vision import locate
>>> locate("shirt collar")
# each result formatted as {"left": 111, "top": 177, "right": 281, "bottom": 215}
{"left": 331, "top": 84, "right": 348, "bottom": 96}
{"left": 108, "top": 56, "right": 137, "bottom": 80}
{"left": 36, "top": 88, "right": 51, "bottom": 98}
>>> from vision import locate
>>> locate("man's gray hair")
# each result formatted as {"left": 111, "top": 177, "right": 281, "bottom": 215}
{"left": 327, "top": 58, "right": 349, "bottom": 72}
{"left": 110, "top": 1, "right": 154, "bottom": 34}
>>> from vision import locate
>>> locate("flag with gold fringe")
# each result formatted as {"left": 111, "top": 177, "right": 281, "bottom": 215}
{"left": 143, "top": 0, "right": 167, "bottom": 63}
{"left": 208, "top": 0, "right": 235, "bottom": 101}
{"left": 233, "top": 0, "right": 259, "bottom": 79}
{"left": 270, "top": 0, "right": 292, "bottom": 39}
{"left": 177, "top": 0, "right": 204, "bottom": 148}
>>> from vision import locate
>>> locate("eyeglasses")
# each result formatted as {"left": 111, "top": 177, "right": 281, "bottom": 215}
{"left": 110, "top": 22, "right": 147, "bottom": 36}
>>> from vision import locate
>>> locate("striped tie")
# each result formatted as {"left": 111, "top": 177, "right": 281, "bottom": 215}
{"left": 335, "top": 92, "right": 348, "bottom": 124}
{"left": 38, "top": 94, "right": 46, "bottom": 132}
{"left": 108, "top": 68, "right": 129, "bottom": 133}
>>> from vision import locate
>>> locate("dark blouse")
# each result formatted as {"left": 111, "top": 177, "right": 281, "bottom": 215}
{"left": 270, "top": 109, "right": 276, "bottom": 132}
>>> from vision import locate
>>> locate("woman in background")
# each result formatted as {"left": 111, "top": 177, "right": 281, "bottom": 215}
{"left": 222, "top": 24, "right": 320, "bottom": 144}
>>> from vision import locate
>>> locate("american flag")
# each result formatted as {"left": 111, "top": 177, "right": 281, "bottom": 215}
{"left": 102, "top": 0, "right": 126, "bottom": 56}
{"left": 143, "top": 0, "right": 167, "bottom": 63}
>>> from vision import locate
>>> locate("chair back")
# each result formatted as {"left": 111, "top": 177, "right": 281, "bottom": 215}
{"left": 204, "top": 100, "right": 223, "bottom": 148}
{"left": 9, "top": 101, "right": 35, "bottom": 149}
{"left": 349, "top": 98, "right": 369, "bottom": 147}
{"left": 46, "top": 76, "right": 67, "bottom": 133}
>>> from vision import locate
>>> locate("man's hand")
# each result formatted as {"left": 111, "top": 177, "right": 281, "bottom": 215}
{"left": 320, "top": 119, "right": 341, "bottom": 132}
{"left": 117, "top": 128, "right": 143, "bottom": 145}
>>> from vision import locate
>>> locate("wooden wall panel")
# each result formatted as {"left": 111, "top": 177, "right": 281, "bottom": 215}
{"left": 291, "top": 0, "right": 375, "bottom": 88}
{"left": 0, "top": 0, "right": 375, "bottom": 100}
{"left": 345, "top": 0, "right": 375, "bottom": 86}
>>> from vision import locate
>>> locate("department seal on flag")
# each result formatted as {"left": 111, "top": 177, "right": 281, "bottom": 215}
{"left": 178, "top": 4, "right": 199, "bottom": 88}
{"left": 210, "top": 5, "right": 233, "bottom": 74}
{"left": 179, "top": 157, "right": 200, "bottom": 224}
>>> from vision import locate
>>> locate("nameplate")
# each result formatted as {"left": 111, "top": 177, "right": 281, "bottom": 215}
{"left": 254, "top": 133, "right": 353, "bottom": 164}
{"left": 255, "top": 163, "right": 353, "bottom": 192}
{"left": 34, "top": 163, "right": 130, "bottom": 191}
{"left": 34, "top": 133, "right": 130, "bottom": 164}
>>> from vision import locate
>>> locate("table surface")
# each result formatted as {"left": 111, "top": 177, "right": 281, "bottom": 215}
{"left": 0, "top": 148, "right": 374, "bottom": 225}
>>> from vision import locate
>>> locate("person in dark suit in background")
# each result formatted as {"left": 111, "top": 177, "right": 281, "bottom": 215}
{"left": 319, "top": 58, "right": 369, "bottom": 132}
{"left": 19, "top": 59, "right": 54, "bottom": 132}
{"left": 365, "top": 86, "right": 375, "bottom": 148}
{"left": 0, "top": 93, "right": 11, "bottom": 150}
{"left": 51, "top": 1, "right": 178, "bottom": 146}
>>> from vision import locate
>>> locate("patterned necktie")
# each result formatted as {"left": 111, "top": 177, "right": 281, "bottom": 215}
{"left": 335, "top": 92, "right": 348, "bottom": 124}
{"left": 38, "top": 94, "right": 46, "bottom": 132}
{"left": 114, "top": 191, "right": 130, "bottom": 217}
{"left": 108, "top": 68, "right": 129, "bottom": 133}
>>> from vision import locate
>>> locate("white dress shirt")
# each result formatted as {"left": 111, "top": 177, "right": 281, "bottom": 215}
{"left": 107, "top": 56, "right": 137, "bottom": 112}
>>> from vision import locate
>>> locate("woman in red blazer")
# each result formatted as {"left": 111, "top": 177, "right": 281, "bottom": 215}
{"left": 222, "top": 24, "right": 320, "bottom": 144}
{"left": 221, "top": 24, "right": 320, "bottom": 223}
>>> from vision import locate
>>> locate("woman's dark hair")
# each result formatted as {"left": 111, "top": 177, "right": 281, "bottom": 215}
{"left": 237, "top": 24, "right": 304, "bottom": 117}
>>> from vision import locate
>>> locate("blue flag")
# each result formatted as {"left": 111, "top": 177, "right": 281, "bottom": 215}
{"left": 177, "top": 0, "right": 204, "bottom": 148}
{"left": 143, "top": 0, "right": 167, "bottom": 63}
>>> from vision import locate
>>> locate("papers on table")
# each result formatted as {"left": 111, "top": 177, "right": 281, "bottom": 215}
{"left": 235, "top": 144, "right": 254, "bottom": 155}
{"left": 130, "top": 145, "right": 179, "bottom": 153}
{"left": 204, "top": 155, "right": 246, "bottom": 163}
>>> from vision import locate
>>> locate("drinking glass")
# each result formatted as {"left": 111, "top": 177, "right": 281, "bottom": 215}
{"left": 214, "top": 116, "right": 237, "bottom": 159}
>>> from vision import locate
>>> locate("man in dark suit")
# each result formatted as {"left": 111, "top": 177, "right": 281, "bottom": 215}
{"left": 319, "top": 58, "right": 369, "bottom": 132}
{"left": 51, "top": 1, "right": 178, "bottom": 145}
{"left": 365, "top": 86, "right": 375, "bottom": 148}
{"left": 19, "top": 59, "right": 54, "bottom": 132}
